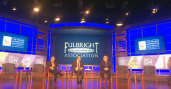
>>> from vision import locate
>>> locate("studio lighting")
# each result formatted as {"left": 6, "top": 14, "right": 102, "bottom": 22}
{"left": 80, "top": 18, "right": 86, "bottom": 23}
{"left": 12, "top": 7, "right": 16, "bottom": 10}
{"left": 34, "top": 8, "right": 39, "bottom": 12}
{"left": 55, "top": 18, "right": 60, "bottom": 21}
{"left": 152, "top": 8, "right": 157, "bottom": 13}
{"left": 116, "top": 23, "right": 123, "bottom": 26}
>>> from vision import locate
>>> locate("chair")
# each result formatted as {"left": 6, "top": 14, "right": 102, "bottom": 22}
{"left": 141, "top": 66, "right": 157, "bottom": 85}
{"left": 31, "top": 64, "right": 45, "bottom": 83}
{"left": 1, "top": 63, "right": 18, "bottom": 83}
{"left": 45, "top": 68, "right": 61, "bottom": 82}
{"left": 100, "top": 69, "right": 113, "bottom": 83}
{"left": 116, "top": 66, "right": 130, "bottom": 84}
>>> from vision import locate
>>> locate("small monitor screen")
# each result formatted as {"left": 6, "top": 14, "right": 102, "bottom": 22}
{"left": 0, "top": 32, "right": 29, "bottom": 52}
{"left": 134, "top": 35, "right": 166, "bottom": 54}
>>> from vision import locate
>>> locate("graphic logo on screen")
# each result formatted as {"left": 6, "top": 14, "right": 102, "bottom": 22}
{"left": 144, "top": 59, "right": 152, "bottom": 65}
{"left": 138, "top": 41, "right": 146, "bottom": 50}
{"left": 2, "top": 36, "right": 12, "bottom": 47}
{"left": 9, "top": 56, "right": 18, "bottom": 63}
{"left": 64, "top": 42, "right": 99, "bottom": 58}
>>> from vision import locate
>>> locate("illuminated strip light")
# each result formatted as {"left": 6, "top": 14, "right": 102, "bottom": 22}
{"left": 68, "top": 48, "right": 94, "bottom": 53}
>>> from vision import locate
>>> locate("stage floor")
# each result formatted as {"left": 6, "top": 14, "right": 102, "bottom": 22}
{"left": 0, "top": 79, "right": 170, "bottom": 89}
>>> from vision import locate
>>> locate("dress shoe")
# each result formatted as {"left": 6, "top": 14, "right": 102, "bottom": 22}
{"left": 102, "top": 80, "right": 106, "bottom": 84}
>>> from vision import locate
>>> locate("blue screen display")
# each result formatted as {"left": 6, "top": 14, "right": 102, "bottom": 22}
{"left": 135, "top": 35, "right": 166, "bottom": 54}
{"left": 55, "top": 35, "right": 109, "bottom": 65}
{"left": 0, "top": 32, "right": 28, "bottom": 52}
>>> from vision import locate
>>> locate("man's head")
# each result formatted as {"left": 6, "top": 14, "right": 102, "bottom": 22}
{"left": 77, "top": 56, "right": 81, "bottom": 61}
{"left": 103, "top": 55, "right": 108, "bottom": 62}
{"left": 51, "top": 56, "right": 55, "bottom": 62}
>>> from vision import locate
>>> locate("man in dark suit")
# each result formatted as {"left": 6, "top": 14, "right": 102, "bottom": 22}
{"left": 46, "top": 56, "right": 64, "bottom": 82}
{"left": 72, "top": 56, "right": 84, "bottom": 84}
{"left": 100, "top": 55, "right": 113, "bottom": 83}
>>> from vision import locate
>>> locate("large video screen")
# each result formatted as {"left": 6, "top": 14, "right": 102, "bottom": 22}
{"left": 0, "top": 52, "right": 46, "bottom": 67}
{"left": 135, "top": 35, "right": 166, "bottom": 54}
{"left": 54, "top": 35, "right": 110, "bottom": 65}
{"left": 116, "top": 54, "right": 171, "bottom": 69}
{"left": 0, "top": 32, "right": 29, "bottom": 52}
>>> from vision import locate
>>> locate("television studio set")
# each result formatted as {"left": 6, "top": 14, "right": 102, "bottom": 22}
{"left": 0, "top": 0, "right": 171, "bottom": 89}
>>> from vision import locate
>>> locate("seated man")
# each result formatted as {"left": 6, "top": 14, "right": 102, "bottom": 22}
{"left": 100, "top": 55, "right": 113, "bottom": 83}
{"left": 72, "top": 56, "right": 84, "bottom": 84}
{"left": 46, "top": 56, "right": 64, "bottom": 82}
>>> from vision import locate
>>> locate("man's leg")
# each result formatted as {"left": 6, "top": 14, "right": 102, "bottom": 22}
{"left": 107, "top": 70, "right": 111, "bottom": 82}
{"left": 76, "top": 70, "right": 80, "bottom": 83}
{"left": 80, "top": 70, "right": 84, "bottom": 83}
{"left": 100, "top": 70, "right": 105, "bottom": 83}
{"left": 53, "top": 68, "right": 57, "bottom": 80}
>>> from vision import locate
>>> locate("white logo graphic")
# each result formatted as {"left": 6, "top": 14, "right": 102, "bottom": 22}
{"left": 144, "top": 59, "right": 152, "bottom": 65}
{"left": 138, "top": 41, "right": 146, "bottom": 50}
{"left": 64, "top": 42, "right": 99, "bottom": 58}
{"left": 2, "top": 36, "right": 12, "bottom": 46}
{"left": 9, "top": 56, "right": 18, "bottom": 63}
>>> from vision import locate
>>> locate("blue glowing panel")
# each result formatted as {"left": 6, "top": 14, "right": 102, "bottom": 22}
{"left": 143, "top": 26, "right": 156, "bottom": 32}
{"left": 130, "top": 33, "right": 142, "bottom": 41}
{"left": 28, "top": 38, "right": 33, "bottom": 45}
{"left": 49, "top": 24, "right": 54, "bottom": 28}
{"left": 67, "top": 23, "right": 82, "bottom": 26}
{"left": 6, "top": 27, "right": 20, "bottom": 34}
{"left": 82, "top": 23, "right": 97, "bottom": 27}
{"left": 54, "top": 23, "right": 67, "bottom": 28}
{"left": 21, "top": 30, "right": 33, "bottom": 38}
{"left": 21, "top": 26, "right": 34, "bottom": 32}
{"left": 157, "top": 23, "right": 171, "bottom": 30}
{"left": 0, "top": 25, "right": 5, "bottom": 31}
{"left": 110, "top": 25, "right": 114, "bottom": 29}
{"left": 164, "top": 35, "right": 171, "bottom": 43}
{"left": 0, "top": 20, "right": 5, "bottom": 25}
{"left": 27, "top": 45, "right": 32, "bottom": 52}
{"left": 6, "top": 22, "right": 20, "bottom": 29}
{"left": 98, "top": 24, "right": 111, "bottom": 29}
{"left": 130, "top": 28, "right": 142, "bottom": 34}
{"left": 143, "top": 31, "right": 156, "bottom": 37}
{"left": 130, "top": 41, "right": 135, "bottom": 46}
{"left": 165, "top": 43, "right": 171, "bottom": 50}
{"left": 158, "top": 28, "right": 171, "bottom": 35}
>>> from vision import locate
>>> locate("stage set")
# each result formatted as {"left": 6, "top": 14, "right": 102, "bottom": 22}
{"left": 1, "top": 5, "right": 171, "bottom": 89}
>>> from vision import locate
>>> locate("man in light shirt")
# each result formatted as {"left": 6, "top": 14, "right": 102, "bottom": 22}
{"left": 72, "top": 56, "right": 84, "bottom": 84}
{"left": 47, "top": 56, "right": 64, "bottom": 82}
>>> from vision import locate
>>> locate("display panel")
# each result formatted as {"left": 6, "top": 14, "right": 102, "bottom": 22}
{"left": 116, "top": 54, "right": 170, "bottom": 69}
{"left": 0, "top": 52, "right": 46, "bottom": 67}
{"left": 0, "top": 32, "right": 29, "bottom": 52}
{"left": 135, "top": 35, "right": 166, "bottom": 54}
{"left": 54, "top": 35, "right": 110, "bottom": 65}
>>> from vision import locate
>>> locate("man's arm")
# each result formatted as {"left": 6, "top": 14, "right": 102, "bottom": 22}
{"left": 100, "top": 61, "right": 104, "bottom": 70}
{"left": 55, "top": 62, "right": 59, "bottom": 69}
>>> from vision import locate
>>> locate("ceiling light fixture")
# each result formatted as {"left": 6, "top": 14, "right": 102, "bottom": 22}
{"left": 80, "top": 18, "right": 86, "bottom": 23}
{"left": 106, "top": 19, "right": 109, "bottom": 24}
{"left": 126, "top": 13, "right": 129, "bottom": 15}
{"left": 34, "top": 8, "right": 39, "bottom": 12}
{"left": 12, "top": 7, "right": 16, "bottom": 11}
{"left": 86, "top": 11, "right": 90, "bottom": 14}
{"left": 55, "top": 18, "right": 60, "bottom": 21}
{"left": 116, "top": 23, "right": 123, "bottom": 26}
{"left": 152, "top": 8, "right": 157, "bottom": 13}
{"left": 44, "top": 20, "right": 48, "bottom": 23}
